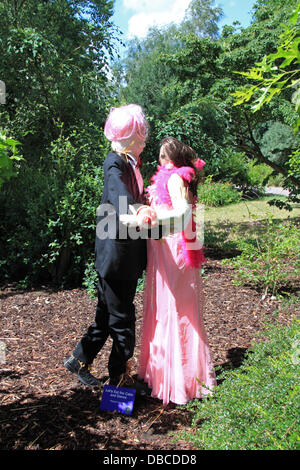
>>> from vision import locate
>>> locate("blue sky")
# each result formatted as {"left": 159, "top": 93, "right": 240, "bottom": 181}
{"left": 112, "top": 0, "right": 256, "bottom": 40}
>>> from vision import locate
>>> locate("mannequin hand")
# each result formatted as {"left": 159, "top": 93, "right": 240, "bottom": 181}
{"left": 138, "top": 207, "right": 158, "bottom": 227}
{"left": 129, "top": 205, "right": 158, "bottom": 228}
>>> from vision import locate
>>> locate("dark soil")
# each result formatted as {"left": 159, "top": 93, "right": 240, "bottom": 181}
{"left": 0, "top": 259, "right": 296, "bottom": 451}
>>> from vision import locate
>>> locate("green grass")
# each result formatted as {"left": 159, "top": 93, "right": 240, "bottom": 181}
{"left": 200, "top": 196, "right": 300, "bottom": 295}
{"left": 177, "top": 314, "right": 300, "bottom": 450}
{"left": 179, "top": 196, "right": 300, "bottom": 450}
{"left": 204, "top": 196, "right": 300, "bottom": 225}
{"left": 200, "top": 197, "right": 300, "bottom": 256}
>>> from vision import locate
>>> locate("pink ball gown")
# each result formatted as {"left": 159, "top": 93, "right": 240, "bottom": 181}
{"left": 138, "top": 164, "right": 216, "bottom": 406}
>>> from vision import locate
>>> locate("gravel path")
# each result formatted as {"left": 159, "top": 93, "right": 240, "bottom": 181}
{"left": 265, "top": 187, "right": 289, "bottom": 196}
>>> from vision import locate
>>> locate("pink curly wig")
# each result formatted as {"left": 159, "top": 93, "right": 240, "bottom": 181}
{"left": 104, "top": 104, "right": 148, "bottom": 142}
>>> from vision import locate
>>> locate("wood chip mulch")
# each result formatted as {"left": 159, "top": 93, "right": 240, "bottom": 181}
{"left": 0, "top": 258, "right": 297, "bottom": 451}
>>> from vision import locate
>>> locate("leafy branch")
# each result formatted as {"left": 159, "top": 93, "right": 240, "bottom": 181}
{"left": 0, "top": 132, "right": 24, "bottom": 189}
{"left": 231, "top": 4, "right": 300, "bottom": 132}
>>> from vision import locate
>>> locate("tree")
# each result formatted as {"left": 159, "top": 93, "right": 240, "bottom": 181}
{"left": 181, "top": 0, "right": 223, "bottom": 39}
{"left": 255, "top": 121, "right": 298, "bottom": 166}
{"left": 232, "top": 3, "right": 300, "bottom": 132}
{"left": 112, "top": 0, "right": 226, "bottom": 172}
{"left": 113, "top": 0, "right": 298, "bottom": 188}
{"left": 0, "top": 0, "right": 117, "bottom": 285}
{"left": 114, "top": 0, "right": 224, "bottom": 119}
{"left": 231, "top": 2, "right": 300, "bottom": 203}
{"left": 0, "top": 0, "right": 116, "bottom": 161}
{"left": 199, "top": 0, "right": 299, "bottom": 186}
{"left": 115, "top": 26, "right": 178, "bottom": 120}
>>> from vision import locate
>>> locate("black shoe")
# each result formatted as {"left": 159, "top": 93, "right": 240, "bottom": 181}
{"left": 109, "top": 375, "right": 152, "bottom": 397}
{"left": 64, "top": 355, "right": 101, "bottom": 387}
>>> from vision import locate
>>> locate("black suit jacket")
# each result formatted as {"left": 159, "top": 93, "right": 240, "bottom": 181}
{"left": 95, "top": 151, "right": 148, "bottom": 280}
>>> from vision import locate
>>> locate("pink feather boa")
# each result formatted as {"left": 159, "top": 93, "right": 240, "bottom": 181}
{"left": 147, "top": 164, "right": 206, "bottom": 269}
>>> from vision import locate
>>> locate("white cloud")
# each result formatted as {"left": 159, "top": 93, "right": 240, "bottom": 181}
{"left": 124, "top": 0, "right": 174, "bottom": 13}
{"left": 125, "top": 0, "right": 192, "bottom": 38}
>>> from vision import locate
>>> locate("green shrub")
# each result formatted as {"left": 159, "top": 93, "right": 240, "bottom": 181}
{"left": 222, "top": 218, "right": 300, "bottom": 296}
{"left": 246, "top": 160, "right": 286, "bottom": 188}
{"left": 82, "top": 257, "right": 98, "bottom": 299}
{"left": 82, "top": 261, "right": 145, "bottom": 299}
{"left": 198, "top": 176, "right": 241, "bottom": 207}
{"left": 178, "top": 318, "right": 300, "bottom": 450}
{"left": 0, "top": 131, "right": 24, "bottom": 188}
{"left": 247, "top": 161, "right": 273, "bottom": 187}
{"left": 216, "top": 149, "right": 251, "bottom": 187}
{"left": 136, "top": 273, "right": 145, "bottom": 292}
{"left": 0, "top": 125, "right": 107, "bottom": 286}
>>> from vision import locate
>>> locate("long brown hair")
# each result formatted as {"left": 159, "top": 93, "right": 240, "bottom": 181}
{"left": 160, "top": 137, "right": 200, "bottom": 197}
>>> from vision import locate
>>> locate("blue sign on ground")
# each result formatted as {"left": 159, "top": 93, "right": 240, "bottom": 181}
{"left": 100, "top": 385, "right": 136, "bottom": 416}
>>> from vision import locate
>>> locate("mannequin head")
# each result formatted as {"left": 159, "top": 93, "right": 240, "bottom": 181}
{"left": 159, "top": 137, "right": 196, "bottom": 167}
{"left": 104, "top": 104, "right": 148, "bottom": 158}
{"left": 159, "top": 137, "right": 205, "bottom": 197}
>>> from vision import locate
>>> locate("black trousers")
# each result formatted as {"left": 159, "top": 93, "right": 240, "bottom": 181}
{"left": 73, "top": 276, "right": 138, "bottom": 378}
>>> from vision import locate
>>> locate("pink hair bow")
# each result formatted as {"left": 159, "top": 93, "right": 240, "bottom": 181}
{"left": 194, "top": 158, "right": 206, "bottom": 170}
